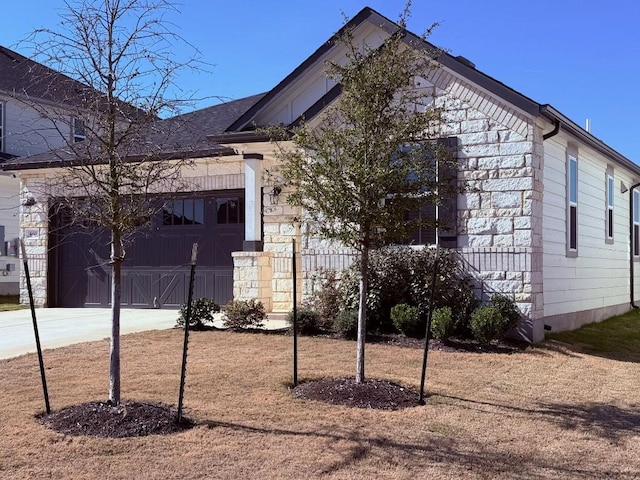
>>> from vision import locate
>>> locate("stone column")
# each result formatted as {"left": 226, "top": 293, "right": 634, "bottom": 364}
{"left": 232, "top": 251, "right": 272, "bottom": 311}
{"left": 243, "top": 153, "right": 263, "bottom": 251}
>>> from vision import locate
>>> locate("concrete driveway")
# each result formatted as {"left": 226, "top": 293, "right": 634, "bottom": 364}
{"left": 0, "top": 308, "right": 179, "bottom": 360}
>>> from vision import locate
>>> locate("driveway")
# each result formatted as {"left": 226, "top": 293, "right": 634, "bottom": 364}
{"left": 0, "top": 308, "right": 179, "bottom": 360}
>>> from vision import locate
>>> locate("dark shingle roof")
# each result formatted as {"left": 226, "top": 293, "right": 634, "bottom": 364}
{"left": 2, "top": 93, "right": 266, "bottom": 170}
{"left": 0, "top": 45, "right": 97, "bottom": 108}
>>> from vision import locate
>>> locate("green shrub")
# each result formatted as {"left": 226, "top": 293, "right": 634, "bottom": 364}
{"left": 309, "top": 270, "right": 342, "bottom": 330}
{"left": 339, "top": 246, "right": 477, "bottom": 334}
{"left": 470, "top": 305, "right": 509, "bottom": 343}
{"left": 430, "top": 306, "right": 454, "bottom": 341}
{"left": 490, "top": 293, "right": 520, "bottom": 330}
{"left": 222, "top": 299, "right": 266, "bottom": 330}
{"left": 176, "top": 298, "right": 220, "bottom": 330}
{"left": 288, "top": 306, "right": 322, "bottom": 335}
{"left": 391, "top": 303, "right": 423, "bottom": 338}
{"left": 333, "top": 310, "right": 358, "bottom": 339}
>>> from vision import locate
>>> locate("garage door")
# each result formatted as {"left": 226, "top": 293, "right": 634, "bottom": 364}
{"left": 48, "top": 191, "right": 245, "bottom": 308}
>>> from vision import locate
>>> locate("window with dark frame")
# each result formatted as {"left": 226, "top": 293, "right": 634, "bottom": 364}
{"left": 162, "top": 198, "right": 205, "bottom": 226}
{"left": 0, "top": 102, "right": 3, "bottom": 152}
{"left": 634, "top": 190, "right": 640, "bottom": 257}
{"left": 568, "top": 155, "right": 578, "bottom": 253}
{"left": 606, "top": 173, "right": 614, "bottom": 241}
{"left": 72, "top": 117, "right": 86, "bottom": 143}
{"left": 216, "top": 197, "right": 244, "bottom": 224}
{"left": 398, "top": 137, "right": 458, "bottom": 247}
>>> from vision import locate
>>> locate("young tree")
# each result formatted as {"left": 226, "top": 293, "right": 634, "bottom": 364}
{"left": 272, "top": 7, "right": 460, "bottom": 383}
{"left": 24, "top": 0, "right": 206, "bottom": 405}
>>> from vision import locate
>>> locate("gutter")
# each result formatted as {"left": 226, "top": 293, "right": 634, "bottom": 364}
{"left": 539, "top": 104, "right": 640, "bottom": 177}
{"left": 630, "top": 182, "right": 640, "bottom": 309}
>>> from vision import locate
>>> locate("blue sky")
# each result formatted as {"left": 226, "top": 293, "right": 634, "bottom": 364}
{"left": 4, "top": 1, "right": 640, "bottom": 162}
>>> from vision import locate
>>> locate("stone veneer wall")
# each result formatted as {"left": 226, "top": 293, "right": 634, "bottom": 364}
{"left": 432, "top": 70, "right": 544, "bottom": 340}
{"left": 19, "top": 175, "right": 49, "bottom": 305}
{"left": 260, "top": 188, "right": 301, "bottom": 312}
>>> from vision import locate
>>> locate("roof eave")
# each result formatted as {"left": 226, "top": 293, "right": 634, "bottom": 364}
{"left": 539, "top": 104, "right": 640, "bottom": 175}
{"left": 1, "top": 146, "right": 237, "bottom": 172}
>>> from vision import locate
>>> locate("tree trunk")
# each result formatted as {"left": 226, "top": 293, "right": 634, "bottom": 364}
{"left": 356, "top": 246, "right": 369, "bottom": 383}
{"left": 109, "top": 229, "right": 122, "bottom": 405}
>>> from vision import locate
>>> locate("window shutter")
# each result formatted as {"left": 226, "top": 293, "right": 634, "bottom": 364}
{"left": 437, "top": 136, "right": 458, "bottom": 248}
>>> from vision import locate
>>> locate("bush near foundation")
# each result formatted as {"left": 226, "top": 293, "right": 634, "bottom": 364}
{"left": 430, "top": 306, "right": 454, "bottom": 341}
{"left": 333, "top": 310, "right": 358, "bottom": 339}
{"left": 469, "top": 294, "right": 520, "bottom": 343}
{"left": 176, "top": 298, "right": 220, "bottom": 330}
{"left": 288, "top": 307, "right": 323, "bottom": 335}
{"left": 339, "top": 246, "right": 477, "bottom": 334}
{"left": 223, "top": 299, "right": 266, "bottom": 330}
{"left": 391, "top": 303, "right": 423, "bottom": 338}
{"left": 308, "top": 270, "right": 342, "bottom": 330}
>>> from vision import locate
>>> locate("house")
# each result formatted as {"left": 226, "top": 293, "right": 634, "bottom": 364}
{"left": 4, "top": 8, "right": 640, "bottom": 342}
{"left": 0, "top": 45, "right": 105, "bottom": 294}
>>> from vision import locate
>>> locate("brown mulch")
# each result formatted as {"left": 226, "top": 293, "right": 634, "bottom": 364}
{"left": 292, "top": 377, "right": 421, "bottom": 410}
{"left": 37, "top": 401, "right": 193, "bottom": 438}
{"left": 365, "top": 333, "right": 529, "bottom": 354}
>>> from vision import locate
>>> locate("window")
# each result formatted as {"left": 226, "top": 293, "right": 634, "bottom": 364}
{"left": 399, "top": 136, "right": 458, "bottom": 247}
{"left": 566, "top": 148, "right": 578, "bottom": 257}
{"left": 606, "top": 169, "right": 614, "bottom": 243}
{"left": 217, "top": 197, "right": 244, "bottom": 224}
{"left": 634, "top": 190, "right": 640, "bottom": 258}
{"left": 72, "top": 117, "right": 86, "bottom": 143}
{"left": 162, "top": 198, "right": 204, "bottom": 226}
{"left": 0, "top": 102, "right": 4, "bottom": 152}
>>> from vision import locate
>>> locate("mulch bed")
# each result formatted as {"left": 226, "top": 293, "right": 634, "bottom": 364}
{"left": 365, "top": 333, "right": 529, "bottom": 354}
{"left": 37, "top": 401, "right": 193, "bottom": 438}
{"left": 292, "top": 377, "right": 421, "bottom": 410}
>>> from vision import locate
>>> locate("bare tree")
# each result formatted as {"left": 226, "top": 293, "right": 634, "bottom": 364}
{"left": 23, "top": 0, "right": 208, "bottom": 405}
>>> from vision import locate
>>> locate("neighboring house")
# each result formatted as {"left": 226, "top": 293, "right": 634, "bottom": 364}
{"left": 0, "top": 45, "right": 101, "bottom": 293}
{"left": 4, "top": 8, "right": 640, "bottom": 342}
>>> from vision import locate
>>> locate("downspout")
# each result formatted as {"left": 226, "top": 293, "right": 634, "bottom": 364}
{"left": 543, "top": 119, "right": 560, "bottom": 141}
{"left": 629, "top": 182, "right": 640, "bottom": 309}
{"left": 540, "top": 118, "right": 561, "bottom": 332}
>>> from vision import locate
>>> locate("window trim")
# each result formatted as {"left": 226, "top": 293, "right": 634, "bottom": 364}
{"left": 634, "top": 190, "right": 640, "bottom": 260}
{"left": 566, "top": 145, "right": 578, "bottom": 257}
{"left": 605, "top": 167, "right": 614, "bottom": 244}
{"left": 72, "top": 117, "right": 86, "bottom": 143}
{"left": 161, "top": 198, "right": 205, "bottom": 228}
{"left": 0, "top": 102, "right": 4, "bottom": 153}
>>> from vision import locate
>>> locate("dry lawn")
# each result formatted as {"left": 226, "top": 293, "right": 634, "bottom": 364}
{"left": 1, "top": 328, "right": 639, "bottom": 479}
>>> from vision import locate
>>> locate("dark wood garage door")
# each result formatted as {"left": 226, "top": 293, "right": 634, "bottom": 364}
{"left": 48, "top": 191, "right": 245, "bottom": 308}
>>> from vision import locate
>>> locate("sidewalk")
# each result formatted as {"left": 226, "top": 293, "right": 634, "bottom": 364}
{"left": 0, "top": 308, "right": 291, "bottom": 360}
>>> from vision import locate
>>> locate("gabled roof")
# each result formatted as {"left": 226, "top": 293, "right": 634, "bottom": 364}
{"left": 2, "top": 94, "right": 266, "bottom": 170}
{"left": 0, "top": 45, "right": 98, "bottom": 109}
{"left": 225, "top": 7, "right": 539, "bottom": 133}
{"left": 3, "top": 8, "right": 637, "bottom": 174}
{"left": 222, "top": 6, "right": 638, "bottom": 174}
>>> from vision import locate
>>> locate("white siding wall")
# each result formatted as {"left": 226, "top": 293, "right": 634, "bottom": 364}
{"left": 0, "top": 175, "right": 20, "bottom": 292}
{"left": 1, "top": 95, "right": 71, "bottom": 157}
{"left": 543, "top": 134, "right": 635, "bottom": 323}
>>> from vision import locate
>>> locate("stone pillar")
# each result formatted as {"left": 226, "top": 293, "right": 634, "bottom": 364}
{"left": 243, "top": 153, "right": 263, "bottom": 251}
{"left": 232, "top": 251, "right": 272, "bottom": 311}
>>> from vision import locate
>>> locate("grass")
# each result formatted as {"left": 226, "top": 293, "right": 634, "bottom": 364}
{"left": 2, "top": 328, "right": 640, "bottom": 479}
{"left": 547, "top": 309, "right": 640, "bottom": 361}
{"left": 0, "top": 294, "right": 27, "bottom": 311}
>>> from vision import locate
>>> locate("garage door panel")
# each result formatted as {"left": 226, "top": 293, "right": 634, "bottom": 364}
{"left": 86, "top": 271, "right": 109, "bottom": 306}
{"left": 126, "top": 273, "right": 155, "bottom": 307}
{"left": 50, "top": 191, "right": 244, "bottom": 308}
{"left": 157, "top": 272, "right": 185, "bottom": 307}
